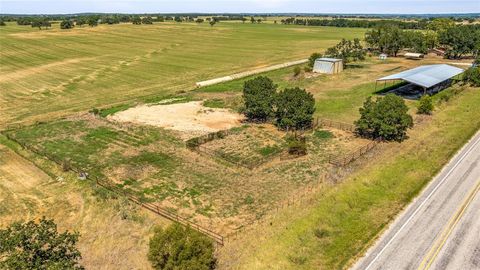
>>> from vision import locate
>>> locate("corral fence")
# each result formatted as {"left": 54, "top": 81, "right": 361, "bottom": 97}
{"left": 312, "top": 118, "right": 380, "bottom": 167}
{"left": 313, "top": 117, "right": 356, "bottom": 132}
{"left": 328, "top": 139, "right": 380, "bottom": 167}
{"left": 1, "top": 131, "right": 225, "bottom": 246}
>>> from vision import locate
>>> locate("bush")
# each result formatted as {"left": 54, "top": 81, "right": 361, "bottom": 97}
{"left": 275, "top": 87, "right": 315, "bottom": 130}
{"left": 242, "top": 76, "right": 277, "bottom": 122}
{"left": 304, "top": 66, "right": 313, "bottom": 72}
{"left": 293, "top": 66, "right": 302, "bottom": 77}
{"left": 60, "top": 20, "right": 74, "bottom": 29}
{"left": 0, "top": 218, "right": 83, "bottom": 269}
{"left": 355, "top": 94, "right": 413, "bottom": 142}
{"left": 148, "top": 224, "right": 216, "bottom": 270}
{"left": 286, "top": 135, "right": 307, "bottom": 155}
{"left": 417, "top": 95, "right": 434, "bottom": 115}
{"left": 308, "top": 52, "right": 322, "bottom": 68}
{"left": 462, "top": 67, "right": 480, "bottom": 87}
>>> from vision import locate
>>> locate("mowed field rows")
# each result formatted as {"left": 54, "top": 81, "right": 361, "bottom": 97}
{"left": 0, "top": 22, "right": 364, "bottom": 126}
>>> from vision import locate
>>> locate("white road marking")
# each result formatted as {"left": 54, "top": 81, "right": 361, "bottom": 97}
{"left": 363, "top": 134, "right": 480, "bottom": 270}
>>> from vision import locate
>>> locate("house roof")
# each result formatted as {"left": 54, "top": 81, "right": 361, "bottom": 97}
{"left": 315, "top": 58, "right": 343, "bottom": 63}
{"left": 377, "top": 64, "right": 464, "bottom": 88}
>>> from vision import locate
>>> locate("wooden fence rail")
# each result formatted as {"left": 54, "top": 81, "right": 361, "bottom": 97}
{"left": 328, "top": 140, "right": 380, "bottom": 167}
{"left": 2, "top": 131, "right": 225, "bottom": 245}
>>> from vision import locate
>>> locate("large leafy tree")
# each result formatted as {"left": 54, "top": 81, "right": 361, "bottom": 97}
{"left": 0, "top": 217, "right": 83, "bottom": 270}
{"left": 132, "top": 16, "right": 142, "bottom": 25}
{"left": 242, "top": 76, "right": 277, "bottom": 122}
{"left": 275, "top": 87, "right": 315, "bottom": 130}
{"left": 325, "top": 38, "right": 366, "bottom": 66}
{"left": 148, "top": 224, "right": 216, "bottom": 270}
{"left": 60, "top": 20, "right": 74, "bottom": 29}
{"left": 355, "top": 94, "right": 413, "bottom": 142}
{"left": 439, "top": 25, "right": 480, "bottom": 59}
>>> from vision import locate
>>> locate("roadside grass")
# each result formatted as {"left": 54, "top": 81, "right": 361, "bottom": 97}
{"left": 226, "top": 86, "right": 480, "bottom": 269}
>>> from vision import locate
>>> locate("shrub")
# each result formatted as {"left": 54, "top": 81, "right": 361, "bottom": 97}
{"left": 417, "top": 95, "right": 434, "bottom": 115}
{"left": 60, "top": 20, "right": 74, "bottom": 29}
{"left": 89, "top": 107, "right": 100, "bottom": 116}
{"left": 308, "top": 52, "right": 322, "bottom": 68}
{"left": 313, "top": 130, "right": 334, "bottom": 139}
{"left": 293, "top": 66, "right": 302, "bottom": 77}
{"left": 462, "top": 67, "right": 480, "bottom": 87}
{"left": 304, "top": 66, "right": 313, "bottom": 72}
{"left": 355, "top": 94, "right": 413, "bottom": 142}
{"left": 0, "top": 218, "right": 83, "bottom": 269}
{"left": 148, "top": 224, "right": 216, "bottom": 270}
{"left": 242, "top": 76, "right": 277, "bottom": 122}
{"left": 275, "top": 87, "right": 315, "bottom": 130}
{"left": 286, "top": 135, "right": 307, "bottom": 156}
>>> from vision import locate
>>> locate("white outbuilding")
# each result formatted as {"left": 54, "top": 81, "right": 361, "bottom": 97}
{"left": 379, "top": 53, "right": 388, "bottom": 60}
{"left": 313, "top": 58, "right": 343, "bottom": 74}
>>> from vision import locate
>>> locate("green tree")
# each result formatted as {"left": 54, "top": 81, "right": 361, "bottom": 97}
{"left": 0, "top": 217, "right": 83, "bottom": 270}
{"left": 196, "top": 18, "right": 204, "bottom": 23}
{"left": 250, "top": 16, "right": 255, "bottom": 24}
{"left": 426, "top": 18, "right": 455, "bottom": 33}
{"left": 424, "top": 30, "right": 438, "bottom": 50}
{"left": 0, "top": 19, "right": 6, "bottom": 26}
{"left": 355, "top": 94, "right": 413, "bottom": 142}
{"left": 209, "top": 20, "right": 216, "bottom": 27}
{"left": 439, "top": 25, "right": 480, "bottom": 59}
{"left": 403, "top": 31, "right": 427, "bottom": 53}
{"left": 325, "top": 38, "right": 366, "bottom": 66}
{"left": 417, "top": 95, "right": 434, "bottom": 115}
{"left": 275, "top": 87, "right": 315, "bottom": 130}
{"left": 148, "top": 224, "right": 216, "bottom": 270}
{"left": 242, "top": 76, "right": 277, "bottom": 122}
{"left": 142, "top": 16, "right": 153, "bottom": 24}
{"left": 132, "top": 16, "right": 142, "bottom": 25}
{"left": 462, "top": 67, "right": 480, "bottom": 87}
{"left": 308, "top": 52, "right": 322, "bottom": 68}
{"left": 365, "top": 25, "right": 405, "bottom": 56}
{"left": 60, "top": 20, "right": 74, "bottom": 29}
{"left": 76, "top": 17, "right": 86, "bottom": 27}
{"left": 241, "top": 17, "right": 247, "bottom": 23}
{"left": 174, "top": 16, "right": 182, "bottom": 22}
{"left": 87, "top": 17, "right": 98, "bottom": 27}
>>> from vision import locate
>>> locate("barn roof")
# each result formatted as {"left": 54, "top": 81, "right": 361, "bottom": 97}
{"left": 377, "top": 64, "right": 464, "bottom": 88}
{"left": 315, "top": 58, "right": 343, "bottom": 62}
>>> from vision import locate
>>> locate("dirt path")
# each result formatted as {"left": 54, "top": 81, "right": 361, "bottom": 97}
{"left": 196, "top": 59, "right": 308, "bottom": 87}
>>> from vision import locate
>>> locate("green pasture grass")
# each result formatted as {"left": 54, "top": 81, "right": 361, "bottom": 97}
{"left": 0, "top": 22, "right": 365, "bottom": 126}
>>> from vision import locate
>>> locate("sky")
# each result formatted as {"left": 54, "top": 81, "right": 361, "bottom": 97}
{"left": 1, "top": 0, "right": 479, "bottom": 15}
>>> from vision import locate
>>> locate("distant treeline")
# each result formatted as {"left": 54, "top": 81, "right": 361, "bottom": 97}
{"left": 1, "top": 13, "right": 478, "bottom": 32}
{"left": 281, "top": 18, "right": 431, "bottom": 29}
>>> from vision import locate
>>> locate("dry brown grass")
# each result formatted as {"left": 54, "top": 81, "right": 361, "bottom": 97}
{"left": 0, "top": 144, "right": 168, "bottom": 269}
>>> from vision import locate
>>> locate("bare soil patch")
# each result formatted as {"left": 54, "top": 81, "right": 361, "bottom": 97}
{"left": 109, "top": 101, "right": 244, "bottom": 139}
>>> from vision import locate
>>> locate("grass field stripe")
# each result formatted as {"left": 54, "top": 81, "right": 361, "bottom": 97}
{"left": 417, "top": 179, "right": 480, "bottom": 270}
{"left": 363, "top": 133, "right": 480, "bottom": 270}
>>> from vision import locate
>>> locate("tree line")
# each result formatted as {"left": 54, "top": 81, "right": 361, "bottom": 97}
{"left": 365, "top": 22, "right": 480, "bottom": 58}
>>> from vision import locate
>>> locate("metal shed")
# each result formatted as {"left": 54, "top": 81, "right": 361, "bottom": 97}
{"left": 313, "top": 58, "right": 343, "bottom": 74}
{"left": 376, "top": 64, "right": 464, "bottom": 98}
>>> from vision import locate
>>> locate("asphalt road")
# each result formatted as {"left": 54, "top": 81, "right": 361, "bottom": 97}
{"left": 352, "top": 130, "right": 480, "bottom": 270}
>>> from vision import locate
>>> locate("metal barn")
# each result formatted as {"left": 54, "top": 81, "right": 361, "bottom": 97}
{"left": 313, "top": 58, "right": 343, "bottom": 74}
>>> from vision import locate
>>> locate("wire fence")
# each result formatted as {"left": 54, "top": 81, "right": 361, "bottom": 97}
{"left": 313, "top": 117, "right": 356, "bottom": 132}
{"left": 1, "top": 131, "right": 225, "bottom": 246}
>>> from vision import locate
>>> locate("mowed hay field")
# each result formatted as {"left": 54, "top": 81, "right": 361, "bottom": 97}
{"left": 0, "top": 22, "right": 364, "bottom": 126}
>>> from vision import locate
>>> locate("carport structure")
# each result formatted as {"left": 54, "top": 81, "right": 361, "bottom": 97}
{"left": 375, "top": 64, "right": 464, "bottom": 95}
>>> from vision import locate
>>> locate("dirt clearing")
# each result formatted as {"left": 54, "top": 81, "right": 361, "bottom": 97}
{"left": 109, "top": 101, "right": 244, "bottom": 139}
